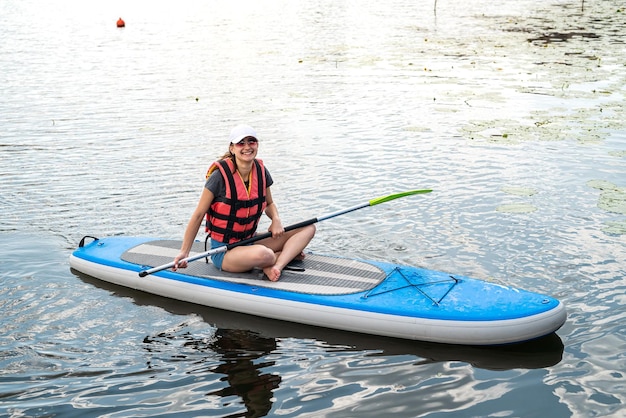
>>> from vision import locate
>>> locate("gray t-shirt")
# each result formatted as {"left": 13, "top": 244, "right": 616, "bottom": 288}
{"left": 205, "top": 165, "right": 273, "bottom": 198}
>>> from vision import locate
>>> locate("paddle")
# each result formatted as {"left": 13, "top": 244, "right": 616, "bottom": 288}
{"left": 138, "top": 189, "right": 432, "bottom": 277}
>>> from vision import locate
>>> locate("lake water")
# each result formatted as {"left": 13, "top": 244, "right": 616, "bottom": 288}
{"left": 1, "top": 0, "right": 625, "bottom": 416}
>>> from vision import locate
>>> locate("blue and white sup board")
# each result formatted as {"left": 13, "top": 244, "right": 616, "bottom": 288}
{"left": 69, "top": 236, "right": 566, "bottom": 345}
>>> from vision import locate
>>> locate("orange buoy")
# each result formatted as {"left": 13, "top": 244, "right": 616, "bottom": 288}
{"left": 116, "top": 17, "right": 125, "bottom": 28}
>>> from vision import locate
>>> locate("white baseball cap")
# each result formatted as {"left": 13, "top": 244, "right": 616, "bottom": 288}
{"left": 229, "top": 124, "right": 258, "bottom": 144}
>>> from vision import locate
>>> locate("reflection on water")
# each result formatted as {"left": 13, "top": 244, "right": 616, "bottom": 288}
{"left": 77, "top": 271, "right": 564, "bottom": 417}
{"left": 206, "top": 330, "right": 280, "bottom": 418}
{"left": 83, "top": 272, "right": 565, "bottom": 372}
{"left": 144, "top": 327, "right": 280, "bottom": 418}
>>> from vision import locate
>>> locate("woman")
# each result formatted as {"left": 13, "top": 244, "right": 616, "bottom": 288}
{"left": 173, "top": 124, "right": 315, "bottom": 282}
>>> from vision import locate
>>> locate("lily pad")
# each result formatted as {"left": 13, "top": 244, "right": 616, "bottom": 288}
{"left": 598, "top": 189, "right": 626, "bottom": 215}
{"left": 496, "top": 203, "right": 538, "bottom": 213}
{"left": 602, "top": 220, "right": 626, "bottom": 235}
{"left": 587, "top": 180, "right": 626, "bottom": 215}
{"left": 608, "top": 150, "right": 626, "bottom": 158}
{"left": 587, "top": 179, "right": 618, "bottom": 191}
{"left": 501, "top": 186, "right": 538, "bottom": 197}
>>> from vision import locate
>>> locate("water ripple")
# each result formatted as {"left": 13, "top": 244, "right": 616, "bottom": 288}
{"left": 1, "top": 0, "right": 626, "bottom": 416}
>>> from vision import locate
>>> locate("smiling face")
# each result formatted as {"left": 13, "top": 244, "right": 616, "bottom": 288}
{"left": 230, "top": 136, "right": 258, "bottom": 163}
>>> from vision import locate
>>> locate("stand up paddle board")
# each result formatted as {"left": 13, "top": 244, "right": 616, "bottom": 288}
{"left": 69, "top": 236, "right": 566, "bottom": 345}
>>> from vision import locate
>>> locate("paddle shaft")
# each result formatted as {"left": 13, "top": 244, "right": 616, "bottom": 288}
{"left": 138, "top": 189, "right": 431, "bottom": 277}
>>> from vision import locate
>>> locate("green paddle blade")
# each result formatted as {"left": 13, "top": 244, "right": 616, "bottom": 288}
{"left": 369, "top": 189, "right": 432, "bottom": 206}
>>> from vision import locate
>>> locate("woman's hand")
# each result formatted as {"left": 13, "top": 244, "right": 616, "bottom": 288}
{"left": 268, "top": 218, "right": 285, "bottom": 238}
{"left": 173, "top": 251, "right": 189, "bottom": 271}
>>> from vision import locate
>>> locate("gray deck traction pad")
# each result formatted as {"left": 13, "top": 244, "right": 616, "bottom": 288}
{"left": 122, "top": 240, "right": 387, "bottom": 295}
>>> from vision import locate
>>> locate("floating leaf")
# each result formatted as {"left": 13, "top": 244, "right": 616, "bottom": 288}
{"left": 587, "top": 180, "right": 626, "bottom": 214}
{"left": 608, "top": 150, "right": 626, "bottom": 158}
{"left": 587, "top": 179, "right": 618, "bottom": 191}
{"left": 501, "top": 187, "right": 538, "bottom": 197}
{"left": 496, "top": 203, "right": 538, "bottom": 213}
{"left": 598, "top": 188, "right": 626, "bottom": 215}
{"left": 602, "top": 220, "right": 626, "bottom": 235}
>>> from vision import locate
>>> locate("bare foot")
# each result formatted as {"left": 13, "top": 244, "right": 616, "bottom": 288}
{"left": 263, "top": 266, "right": 281, "bottom": 282}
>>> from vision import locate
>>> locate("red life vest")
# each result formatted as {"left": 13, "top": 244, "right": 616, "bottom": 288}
{"left": 206, "top": 158, "right": 267, "bottom": 244}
